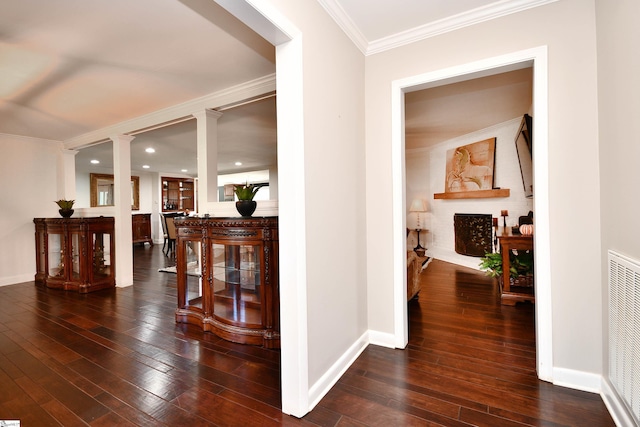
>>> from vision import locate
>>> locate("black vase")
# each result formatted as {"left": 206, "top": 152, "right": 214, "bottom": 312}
{"left": 59, "top": 209, "right": 74, "bottom": 218}
{"left": 235, "top": 200, "right": 257, "bottom": 217}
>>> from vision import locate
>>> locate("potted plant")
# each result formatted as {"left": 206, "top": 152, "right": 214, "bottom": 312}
{"left": 479, "top": 252, "right": 513, "bottom": 278}
{"left": 479, "top": 251, "right": 534, "bottom": 286}
{"left": 233, "top": 182, "right": 267, "bottom": 217}
{"left": 55, "top": 199, "right": 75, "bottom": 218}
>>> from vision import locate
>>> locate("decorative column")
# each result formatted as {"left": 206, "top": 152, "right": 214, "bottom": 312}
{"left": 193, "top": 110, "right": 223, "bottom": 212}
{"left": 56, "top": 148, "right": 78, "bottom": 201}
{"left": 111, "top": 134, "right": 135, "bottom": 287}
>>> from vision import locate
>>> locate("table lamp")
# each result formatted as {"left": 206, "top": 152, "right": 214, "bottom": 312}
{"left": 409, "top": 198, "right": 428, "bottom": 254}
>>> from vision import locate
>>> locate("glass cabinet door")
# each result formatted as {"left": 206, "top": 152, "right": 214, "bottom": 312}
{"left": 36, "top": 229, "right": 46, "bottom": 275}
{"left": 48, "top": 232, "right": 64, "bottom": 278}
{"left": 211, "top": 243, "right": 262, "bottom": 327}
{"left": 91, "top": 231, "right": 113, "bottom": 281}
{"left": 70, "top": 232, "right": 81, "bottom": 281}
{"left": 181, "top": 240, "right": 203, "bottom": 309}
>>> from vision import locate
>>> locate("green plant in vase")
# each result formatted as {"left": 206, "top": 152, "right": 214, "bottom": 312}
{"left": 233, "top": 182, "right": 267, "bottom": 201}
{"left": 233, "top": 182, "right": 267, "bottom": 217}
{"left": 55, "top": 199, "right": 75, "bottom": 210}
{"left": 55, "top": 199, "right": 75, "bottom": 218}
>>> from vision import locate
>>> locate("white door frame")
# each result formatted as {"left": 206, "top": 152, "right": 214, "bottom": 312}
{"left": 213, "top": 0, "right": 309, "bottom": 416}
{"left": 390, "top": 46, "right": 553, "bottom": 381}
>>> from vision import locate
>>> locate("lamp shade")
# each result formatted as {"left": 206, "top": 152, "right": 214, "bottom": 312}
{"left": 409, "top": 198, "right": 427, "bottom": 213}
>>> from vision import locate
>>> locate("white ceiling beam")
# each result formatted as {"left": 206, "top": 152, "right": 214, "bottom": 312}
{"left": 64, "top": 74, "right": 276, "bottom": 150}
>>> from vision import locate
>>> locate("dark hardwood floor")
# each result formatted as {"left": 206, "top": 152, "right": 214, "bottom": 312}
{"left": 0, "top": 246, "right": 614, "bottom": 426}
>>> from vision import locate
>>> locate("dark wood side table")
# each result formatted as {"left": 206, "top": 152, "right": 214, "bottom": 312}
{"left": 496, "top": 227, "right": 534, "bottom": 305}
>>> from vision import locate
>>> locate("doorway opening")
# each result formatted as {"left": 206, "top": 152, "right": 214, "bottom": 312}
{"left": 392, "top": 47, "right": 552, "bottom": 381}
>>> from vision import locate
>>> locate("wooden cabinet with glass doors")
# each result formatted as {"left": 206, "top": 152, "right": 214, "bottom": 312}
{"left": 162, "top": 177, "right": 195, "bottom": 212}
{"left": 174, "top": 216, "right": 279, "bottom": 348}
{"left": 34, "top": 217, "right": 115, "bottom": 293}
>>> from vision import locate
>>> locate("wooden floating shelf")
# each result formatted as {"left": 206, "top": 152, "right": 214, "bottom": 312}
{"left": 434, "top": 189, "right": 510, "bottom": 199}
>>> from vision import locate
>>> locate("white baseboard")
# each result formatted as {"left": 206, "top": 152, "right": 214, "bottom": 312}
{"left": 306, "top": 328, "right": 405, "bottom": 412}
{"left": 368, "top": 329, "right": 398, "bottom": 349}
{"left": 307, "top": 332, "right": 369, "bottom": 411}
{"left": 539, "top": 368, "right": 630, "bottom": 426}
{"left": 0, "top": 273, "right": 34, "bottom": 287}
{"left": 552, "top": 367, "right": 601, "bottom": 393}
{"left": 601, "top": 378, "right": 638, "bottom": 427}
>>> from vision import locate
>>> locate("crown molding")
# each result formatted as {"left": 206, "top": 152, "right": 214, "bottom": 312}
{"left": 316, "top": 0, "right": 369, "bottom": 55}
{"left": 320, "top": 0, "right": 558, "bottom": 56}
{"left": 64, "top": 74, "right": 276, "bottom": 149}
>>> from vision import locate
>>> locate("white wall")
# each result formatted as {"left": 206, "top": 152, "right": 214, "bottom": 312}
{"left": 269, "top": 0, "right": 367, "bottom": 393}
{"left": 223, "top": 0, "right": 367, "bottom": 414}
{"left": 596, "top": 0, "right": 640, "bottom": 424}
{"left": 407, "top": 118, "right": 534, "bottom": 269}
{"left": 366, "top": 0, "right": 602, "bottom": 378}
{"left": 0, "top": 134, "right": 62, "bottom": 286}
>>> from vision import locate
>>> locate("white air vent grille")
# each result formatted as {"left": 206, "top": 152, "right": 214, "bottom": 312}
{"left": 608, "top": 250, "right": 640, "bottom": 425}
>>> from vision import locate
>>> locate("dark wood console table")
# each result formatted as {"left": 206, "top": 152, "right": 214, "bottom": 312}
{"left": 34, "top": 217, "right": 115, "bottom": 292}
{"left": 497, "top": 227, "right": 534, "bottom": 305}
{"left": 174, "top": 216, "right": 279, "bottom": 348}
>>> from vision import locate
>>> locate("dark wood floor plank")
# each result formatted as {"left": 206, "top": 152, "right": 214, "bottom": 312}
{"left": 338, "top": 370, "right": 464, "bottom": 419}
{"left": 173, "top": 386, "right": 282, "bottom": 426}
{"left": 40, "top": 398, "right": 92, "bottom": 427}
{"left": 3, "top": 346, "right": 110, "bottom": 423}
{"left": 0, "top": 395, "right": 62, "bottom": 427}
{"left": 89, "top": 411, "right": 139, "bottom": 427}
{"left": 94, "top": 391, "right": 167, "bottom": 427}
{"left": 0, "top": 246, "right": 616, "bottom": 426}
{"left": 316, "top": 385, "right": 441, "bottom": 426}
{"left": 216, "top": 389, "right": 312, "bottom": 425}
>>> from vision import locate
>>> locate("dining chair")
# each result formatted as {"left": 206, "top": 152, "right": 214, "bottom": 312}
{"left": 165, "top": 216, "right": 177, "bottom": 257}
{"left": 159, "top": 213, "right": 169, "bottom": 254}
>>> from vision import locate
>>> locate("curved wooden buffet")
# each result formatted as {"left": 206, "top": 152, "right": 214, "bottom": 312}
{"left": 174, "top": 216, "right": 280, "bottom": 348}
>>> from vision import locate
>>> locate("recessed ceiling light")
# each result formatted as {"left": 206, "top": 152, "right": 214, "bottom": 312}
{"left": 145, "top": 147, "right": 155, "bottom": 153}
{"left": 235, "top": 162, "right": 242, "bottom": 166}
{"left": 181, "top": 169, "right": 188, "bottom": 173}
{"left": 90, "top": 159, "right": 100, "bottom": 164}
{"left": 142, "top": 165, "right": 150, "bottom": 169}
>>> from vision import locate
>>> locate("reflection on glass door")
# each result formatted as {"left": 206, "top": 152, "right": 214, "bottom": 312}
{"left": 211, "top": 243, "right": 262, "bottom": 326}
{"left": 183, "top": 240, "right": 203, "bottom": 308}
{"left": 91, "top": 232, "right": 112, "bottom": 280}
{"left": 71, "top": 232, "right": 80, "bottom": 280}
{"left": 48, "top": 233, "right": 63, "bottom": 278}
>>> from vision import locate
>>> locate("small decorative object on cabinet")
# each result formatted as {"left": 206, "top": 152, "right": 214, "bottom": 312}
{"left": 519, "top": 223, "right": 534, "bottom": 236}
{"left": 34, "top": 217, "right": 115, "bottom": 292}
{"left": 174, "top": 216, "right": 279, "bottom": 348}
{"left": 233, "top": 182, "right": 267, "bottom": 217}
{"left": 132, "top": 213, "right": 153, "bottom": 245}
{"left": 236, "top": 200, "right": 257, "bottom": 217}
{"left": 55, "top": 199, "right": 75, "bottom": 218}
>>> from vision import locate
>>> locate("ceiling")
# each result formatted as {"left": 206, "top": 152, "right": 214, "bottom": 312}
{"left": 1, "top": 0, "right": 539, "bottom": 178}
